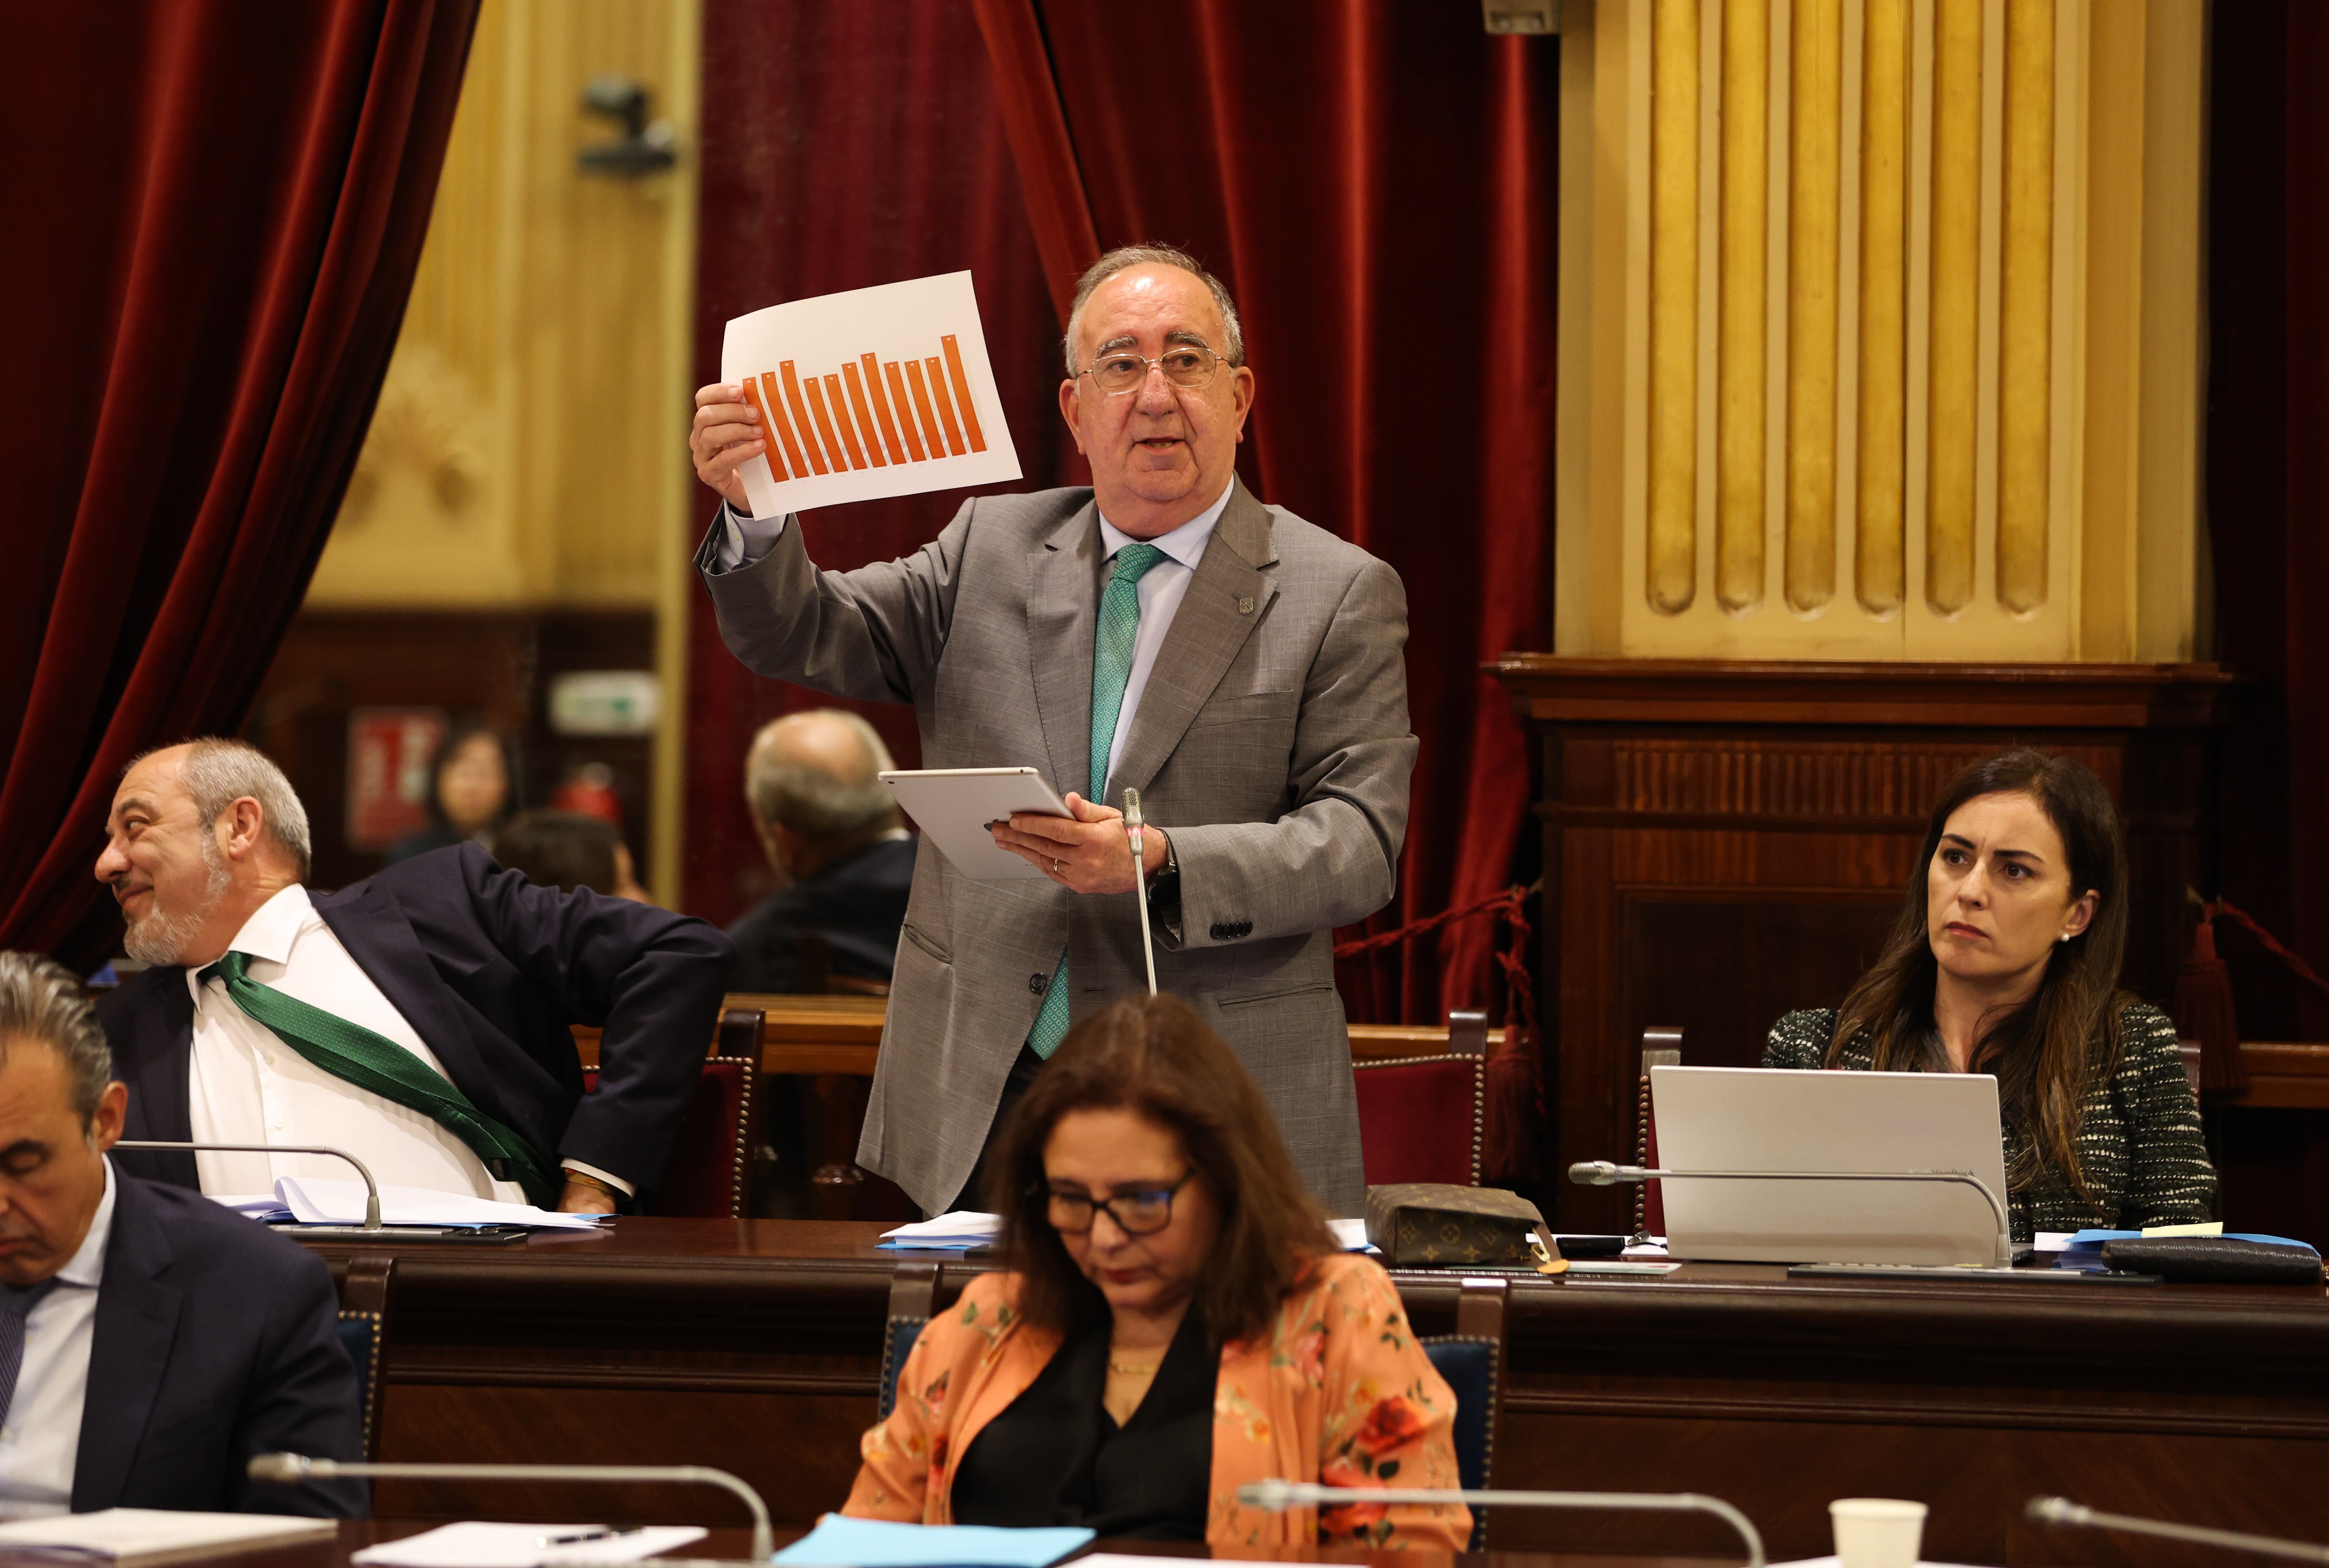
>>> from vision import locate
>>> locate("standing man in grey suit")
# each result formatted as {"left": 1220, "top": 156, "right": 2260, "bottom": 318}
{"left": 688, "top": 245, "right": 1414, "bottom": 1216}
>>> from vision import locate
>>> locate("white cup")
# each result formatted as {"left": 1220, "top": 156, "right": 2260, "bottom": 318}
{"left": 1830, "top": 1497, "right": 1928, "bottom": 1568}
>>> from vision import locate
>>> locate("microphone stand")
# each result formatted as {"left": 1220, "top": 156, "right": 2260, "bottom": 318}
{"left": 1237, "top": 1479, "right": 1764, "bottom": 1567}
{"left": 2028, "top": 1496, "right": 2329, "bottom": 1565}
{"left": 1569, "top": 1160, "right": 2016, "bottom": 1269}
{"left": 116, "top": 1140, "right": 532, "bottom": 1244}
{"left": 249, "top": 1456, "right": 775, "bottom": 1561}
{"left": 116, "top": 1139, "right": 385, "bottom": 1231}
{"left": 1124, "top": 788, "right": 1158, "bottom": 996}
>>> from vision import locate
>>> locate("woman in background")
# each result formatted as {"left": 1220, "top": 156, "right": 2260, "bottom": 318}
{"left": 1764, "top": 748, "right": 2215, "bottom": 1238}
{"left": 846, "top": 994, "right": 1469, "bottom": 1550}
{"left": 386, "top": 725, "right": 515, "bottom": 865}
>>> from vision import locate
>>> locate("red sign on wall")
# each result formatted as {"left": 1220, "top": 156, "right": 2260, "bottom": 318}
{"left": 347, "top": 708, "right": 447, "bottom": 852}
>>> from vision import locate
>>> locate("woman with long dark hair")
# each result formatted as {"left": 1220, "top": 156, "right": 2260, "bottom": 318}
{"left": 844, "top": 993, "right": 1469, "bottom": 1550}
{"left": 1764, "top": 748, "right": 2214, "bottom": 1238}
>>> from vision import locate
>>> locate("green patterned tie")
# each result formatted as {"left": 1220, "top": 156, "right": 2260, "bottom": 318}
{"left": 198, "top": 950, "right": 563, "bottom": 1207}
{"left": 1027, "top": 542, "right": 1168, "bottom": 1059}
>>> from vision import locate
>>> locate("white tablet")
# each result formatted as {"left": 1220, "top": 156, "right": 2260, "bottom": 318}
{"left": 878, "top": 767, "right": 1072, "bottom": 881}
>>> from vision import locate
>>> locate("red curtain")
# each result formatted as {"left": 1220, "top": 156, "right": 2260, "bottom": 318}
{"left": 684, "top": 0, "right": 1087, "bottom": 926}
{"left": 2209, "top": 1, "right": 2329, "bottom": 1044}
{"left": 974, "top": 2, "right": 1557, "bottom": 1025}
{"left": 0, "top": 0, "right": 479, "bottom": 965}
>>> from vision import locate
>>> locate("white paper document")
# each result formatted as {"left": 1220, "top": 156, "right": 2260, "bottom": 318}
{"left": 275, "top": 1176, "right": 601, "bottom": 1231}
{"left": 0, "top": 1508, "right": 335, "bottom": 1565}
{"left": 722, "top": 271, "right": 1021, "bottom": 517}
{"left": 878, "top": 1210, "right": 1001, "bottom": 1249}
{"left": 352, "top": 1523, "right": 706, "bottom": 1568}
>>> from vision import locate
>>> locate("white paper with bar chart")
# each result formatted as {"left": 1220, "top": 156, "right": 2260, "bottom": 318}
{"left": 721, "top": 271, "right": 1021, "bottom": 516}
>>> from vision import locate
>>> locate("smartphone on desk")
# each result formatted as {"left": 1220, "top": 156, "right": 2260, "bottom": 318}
{"left": 1556, "top": 1234, "right": 1629, "bottom": 1259}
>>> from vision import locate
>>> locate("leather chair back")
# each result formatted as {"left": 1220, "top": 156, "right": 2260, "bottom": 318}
{"left": 1353, "top": 1054, "right": 1485, "bottom": 1186}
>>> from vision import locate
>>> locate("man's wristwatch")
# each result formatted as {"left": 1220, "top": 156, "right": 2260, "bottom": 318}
{"left": 563, "top": 1169, "right": 624, "bottom": 1201}
{"left": 1145, "top": 831, "right": 1181, "bottom": 917}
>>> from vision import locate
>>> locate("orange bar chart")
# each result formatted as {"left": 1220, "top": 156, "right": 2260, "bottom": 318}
{"left": 747, "top": 337, "right": 991, "bottom": 476}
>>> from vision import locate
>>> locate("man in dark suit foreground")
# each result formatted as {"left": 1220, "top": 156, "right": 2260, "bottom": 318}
{"left": 0, "top": 952, "right": 364, "bottom": 1517}
{"left": 95, "top": 740, "right": 730, "bottom": 1213}
{"left": 727, "top": 709, "right": 915, "bottom": 995}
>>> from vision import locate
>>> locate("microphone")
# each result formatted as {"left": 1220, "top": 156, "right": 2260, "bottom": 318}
{"left": 2026, "top": 1497, "right": 2329, "bottom": 1564}
{"left": 248, "top": 1456, "right": 775, "bottom": 1560}
{"left": 1237, "top": 1480, "right": 1764, "bottom": 1567}
{"left": 1567, "top": 1161, "right": 2014, "bottom": 1269}
{"left": 116, "top": 1140, "right": 384, "bottom": 1231}
{"left": 1123, "top": 787, "right": 1158, "bottom": 996}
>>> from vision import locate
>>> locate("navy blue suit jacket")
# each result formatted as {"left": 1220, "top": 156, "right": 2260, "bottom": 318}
{"left": 99, "top": 843, "right": 733, "bottom": 1196}
{"left": 725, "top": 836, "right": 915, "bottom": 994}
{"left": 75, "top": 1169, "right": 367, "bottom": 1515}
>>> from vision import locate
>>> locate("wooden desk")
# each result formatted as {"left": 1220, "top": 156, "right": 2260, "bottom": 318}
{"left": 207, "top": 1521, "right": 1711, "bottom": 1568}
{"left": 298, "top": 1220, "right": 2329, "bottom": 1567}
{"left": 574, "top": 1001, "right": 1492, "bottom": 1077}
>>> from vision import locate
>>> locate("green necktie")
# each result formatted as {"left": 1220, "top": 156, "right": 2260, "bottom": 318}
{"left": 199, "top": 949, "right": 563, "bottom": 1207}
{"left": 1027, "top": 542, "right": 1168, "bottom": 1059}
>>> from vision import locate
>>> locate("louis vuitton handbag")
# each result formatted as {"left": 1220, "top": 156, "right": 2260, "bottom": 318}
{"left": 1363, "top": 1182, "right": 1563, "bottom": 1270}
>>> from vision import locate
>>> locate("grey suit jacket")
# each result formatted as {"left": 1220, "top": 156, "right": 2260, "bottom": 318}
{"left": 697, "top": 481, "right": 1415, "bottom": 1213}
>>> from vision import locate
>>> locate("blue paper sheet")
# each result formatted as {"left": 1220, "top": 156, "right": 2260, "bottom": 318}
{"left": 771, "top": 1515, "right": 1094, "bottom": 1568}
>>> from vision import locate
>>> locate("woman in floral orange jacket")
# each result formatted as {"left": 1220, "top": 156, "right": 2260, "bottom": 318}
{"left": 844, "top": 996, "right": 1471, "bottom": 1551}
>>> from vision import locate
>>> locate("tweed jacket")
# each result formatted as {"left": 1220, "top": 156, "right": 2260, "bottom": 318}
{"left": 698, "top": 483, "right": 1415, "bottom": 1214}
{"left": 1763, "top": 999, "right": 2217, "bottom": 1239}
{"left": 847, "top": 1254, "right": 1470, "bottom": 1551}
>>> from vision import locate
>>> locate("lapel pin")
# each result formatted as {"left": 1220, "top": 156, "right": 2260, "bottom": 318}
{"left": 1238, "top": 596, "right": 1254, "bottom": 615}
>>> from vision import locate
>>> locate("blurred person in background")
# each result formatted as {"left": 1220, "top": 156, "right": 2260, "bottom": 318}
{"left": 385, "top": 725, "right": 515, "bottom": 865}
{"left": 493, "top": 809, "right": 652, "bottom": 903}
{"left": 728, "top": 709, "right": 913, "bottom": 995}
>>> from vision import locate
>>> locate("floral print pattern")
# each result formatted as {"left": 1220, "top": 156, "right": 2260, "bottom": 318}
{"left": 846, "top": 1254, "right": 1469, "bottom": 1551}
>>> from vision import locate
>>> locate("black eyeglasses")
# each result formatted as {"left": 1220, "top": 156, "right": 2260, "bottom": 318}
{"left": 1044, "top": 1170, "right": 1196, "bottom": 1236}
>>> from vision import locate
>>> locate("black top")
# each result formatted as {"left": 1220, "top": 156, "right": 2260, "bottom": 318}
{"left": 1764, "top": 998, "right": 2217, "bottom": 1240}
{"left": 951, "top": 1308, "right": 1215, "bottom": 1540}
{"left": 725, "top": 836, "right": 916, "bottom": 993}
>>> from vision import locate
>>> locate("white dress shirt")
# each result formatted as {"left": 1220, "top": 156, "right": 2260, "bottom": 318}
{"left": 715, "top": 480, "right": 1230, "bottom": 791}
{"left": 0, "top": 1158, "right": 115, "bottom": 1516}
{"left": 186, "top": 885, "right": 532, "bottom": 1203}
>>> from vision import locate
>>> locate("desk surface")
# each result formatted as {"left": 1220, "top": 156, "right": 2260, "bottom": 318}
{"left": 217, "top": 1521, "right": 1730, "bottom": 1568}
{"left": 297, "top": 1220, "right": 2329, "bottom": 1568}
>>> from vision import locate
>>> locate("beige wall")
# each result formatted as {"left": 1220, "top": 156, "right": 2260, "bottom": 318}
{"left": 1556, "top": 0, "right": 2205, "bottom": 661}
{"left": 302, "top": 0, "right": 701, "bottom": 897}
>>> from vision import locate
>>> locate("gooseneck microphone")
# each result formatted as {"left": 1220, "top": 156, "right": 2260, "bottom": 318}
{"left": 247, "top": 1456, "right": 775, "bottom": 1560}
{"left": 116, "top": 1139, "right": 384, "bottom": 1230}
{"left": 2028, "top": 1497, "right": 2329, "bottom": 1564}
{"left": 1237, "top": 1480, "right": 1764, "bottom": 1567}
{"left": 1124, "top": 787, "right": 1158, "bottom": 996}
{"left": 1567, "top": 1160, "right": 2014, "bottom": 1269}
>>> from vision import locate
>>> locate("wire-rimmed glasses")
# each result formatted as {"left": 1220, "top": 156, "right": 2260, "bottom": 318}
{"left": 1077, "top": 344, "right": 1226, "bottom": 396}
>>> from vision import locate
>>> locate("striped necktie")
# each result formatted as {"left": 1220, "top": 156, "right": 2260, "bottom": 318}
{"left": 197, "top": 950, "right": 562, "bottom": 1207}
{"left": 1027, "top": 542, "right": 1168, "bottom": 1059}
{"left": 0, "top": 1278, "right": 58, "bottom": 1429}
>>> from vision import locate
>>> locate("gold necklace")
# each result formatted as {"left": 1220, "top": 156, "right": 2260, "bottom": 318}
{"left": 1108, "top": 1356, "right": 1161, "bottom": 1376}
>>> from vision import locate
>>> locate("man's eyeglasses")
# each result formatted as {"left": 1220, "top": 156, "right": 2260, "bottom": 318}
{"left": 1077, "top": 345, "right": 1226, "bottom": 396}
{"left": 1044, "top": 1170, "right": 1195, "bottom": 1236}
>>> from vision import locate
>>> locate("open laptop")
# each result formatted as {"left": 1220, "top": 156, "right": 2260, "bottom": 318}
{"left": 1649, "top": 1065, "right": 2015, "bottom": 1267}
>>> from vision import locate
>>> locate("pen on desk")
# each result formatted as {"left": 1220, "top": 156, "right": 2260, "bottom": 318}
{"left": 536, "top": 1527, "right": 637, "bottom": 1547}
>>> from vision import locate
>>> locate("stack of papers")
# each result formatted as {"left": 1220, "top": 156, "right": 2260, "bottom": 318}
{"left": 352, "top": 1523, "right": 705, "bottom": 1567}
{"left": 878, "top": 1211, "right": 1000, "bottom": 1250}
{"left": 208, "top": 1178, "right": 606, "bottom": 1232}
{"left": 773, "top": 1515, "right": 1091, "bottom": 1567}
{"left": 0, "top": 1508, "right": 335, "bottom": 1564}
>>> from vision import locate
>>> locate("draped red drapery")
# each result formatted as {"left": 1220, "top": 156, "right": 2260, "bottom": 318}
{"left": 970, "top": 2, "right": 1558, "bottom": 1025}
{"left": 681, "top": 0, "right": 1088, "bottom": 928}
{"left": 0, "top": 0, "right": 479, "bottom": 966}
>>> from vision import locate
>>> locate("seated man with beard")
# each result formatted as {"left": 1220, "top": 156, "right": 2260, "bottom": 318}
{"left": 94, "top": 739, "right": 730, "bottom": 1213}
